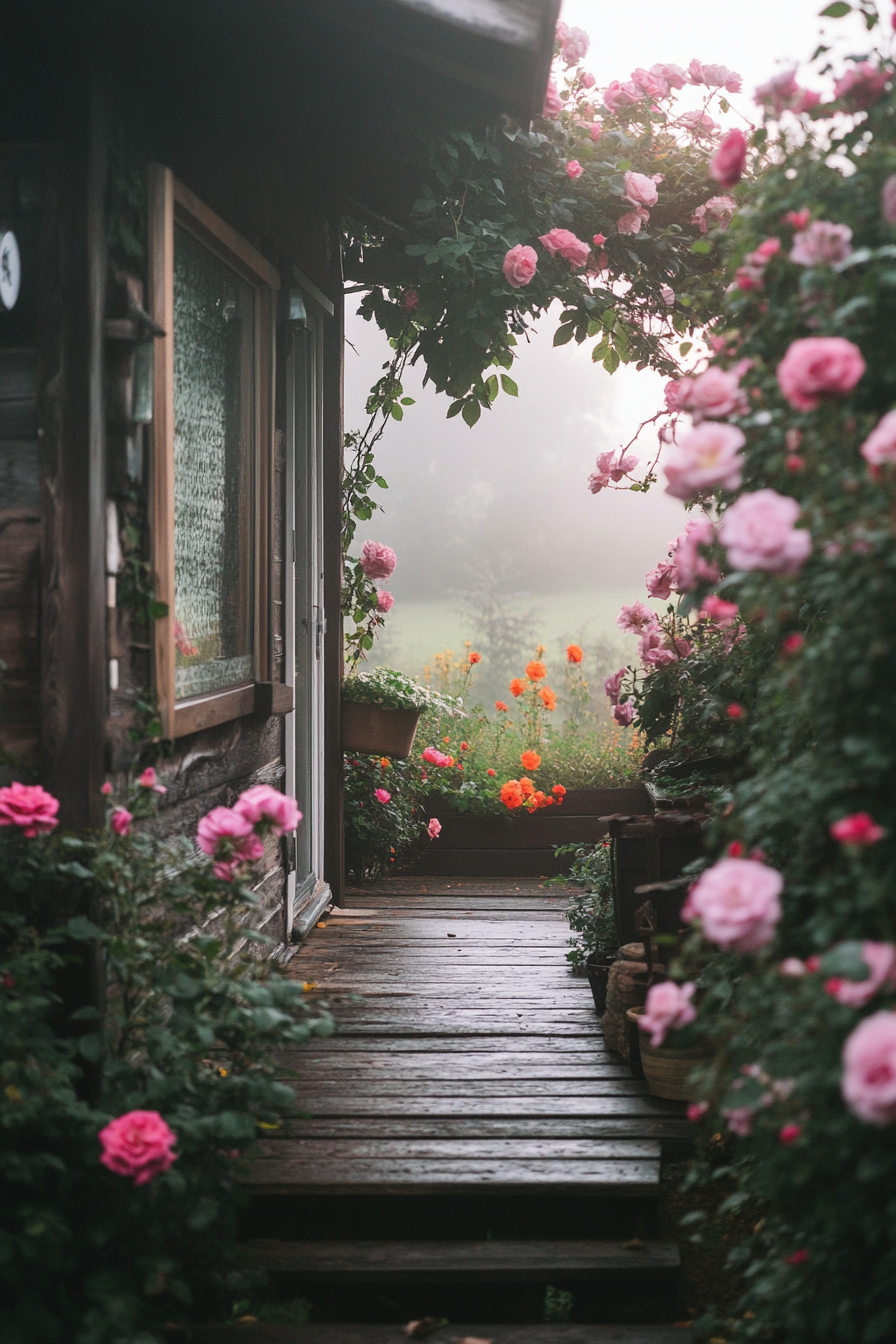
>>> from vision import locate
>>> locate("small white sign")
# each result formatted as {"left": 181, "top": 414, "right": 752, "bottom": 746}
{"left": 0, "top": 232, "right": 21, "bottom": 311}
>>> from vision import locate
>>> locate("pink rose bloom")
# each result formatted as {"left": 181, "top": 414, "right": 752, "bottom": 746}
{"left": 691, "top": 195, "right": 736, "bottom": 233}
{"left": 377, "top": 590, "right": 395, "bottom": 613}
{"left": 421, "top": 746, "right": 452, "bottom": 768}
{"left": 616, "top": 601, "right": 659, "bottom": 635}
{"left": 701, "top": 595, "right": 739, "bottom": 625}
{"left": 581, "top": 71, "right": 596, "bottom": 90}
{"left": 560, "top": 25, "right": 589, "bottom": 65}
{"left": 830, "top": 812, "right": 887, "bottom": 846}
{"left": 681, "top": 368, "right": 748, "bottom": 422}
{"left": 719, "top": 490, "right": 811, "bottom": 574}
{"left": 555, "top": 20, "right": 568, "bottom": 41}
{"left": 664, "top": 380, "right": 685, "bottom": 412}
{"left": 722, "top": 1105, "right": 755, "bottom": 1137}
{"left": 0, "top": 782, "right": 60, "bottom": 837}
{"left": 860, "top": 410, "right": 896, "bottom": 469}
{"left": 538, "top": 228, "right": 590, "bottom": 269}
{"left": 841, "top": 1011, "right": 896, "bottom": 1125}
{"left": 235, "top": 784, "right": 301, "bottom": 837}
{"left": 613, "top": 700, "right": 635, "bottom": 726}
{"left": 630, "top": 67, "right": 669, "bottom": 99}
{"left": 197, "top": 805, "right": 254, "bottom": 858}
{"left": 566, "top": 160, "right": 584, "bottom": 181}
{"left": 710, "top": 129, "right": 747, "bottom": 188}
{"left": 138, "top": 767, "right": 157, "bottom": 788}
{"left": 684, "top": 857, "right": 783, "bottom": 952}
{"left": 664, "top": 423, "right": 746, "bottom": 500}
{"left": 689, "top": 60, "right": 742, "bottom": 92}
{"left": 98, "top": 1110, "right": 178, "bottom": 1186}
{"left": 777, "top": 336, "right": 866, "bottom": 411}
{"left": 826, "top": 942, "right": 896, "bottom": 1008}
{"left": 360, "top": 539, "right": 397, "bottom": 581}
{"left": 588, "top": 470, "right": 610, "bottom": 494}
{"left": 110, "top": 807, "right": 133, "bottom": 837}
{"left": 639, "top": 981, "right": 697, "bottom": 1047}
{"left": 646, "top": 561, "right": 677, "bottom": 601}
{"left": 616, "top": 210, "right": 646, "bottom": 235}
{"left": 588, "top": 121, "right": 602, "bottom": 141}
{"left": 593, "top": 449, "right": 637, "bottom": 483}
{"left": 427, "top": 817, "right": 441, "bottom": 840}
{"left": 755, "top": 69, "right": 819, "bottom": 116}
{"left": 834, "top": 62, "right": 889, "bottom": 111}
{"left": 101, "top": 781, "right": 112, "bottom": 796}
{"left": 790, "top": 220, "right": 853, "bottom": 267}
{"left": 639, "top": 629, "right": 677, "bottom": 668}
{"left": 374, "top": 788, "right": 391, "bottom": 804}
{"left": 603, "top": 81, "right": 637, "bottom": 114}
{"left": 542, "top": 78, "right": 562, "bottom": 118}
{"left": 779, "top": 957, "right": 808, "bottom": 976}
{"left": 681, "top": 111, "right": 720, "bottom": 138}
{"left": 882, "top": 174, "right": 896, "bottom": 224}
{"left": 502, "top": 244, "right": 538, "bottom": 289}
{"left": 671, "top": 517, "right": 719, "bottom": 590}
{"left": 604, "top": 668, "right": 626, "bottom": 705}
{"left": 651, "top": 62, "right": 688, "bottom": 90}
{"left": 622, "top": 171, "right": 660, "bottom": 209}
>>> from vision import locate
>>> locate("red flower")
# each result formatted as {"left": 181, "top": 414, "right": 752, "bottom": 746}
{"left": 785, "top": 1249, "right": 809, "bottom": 1266}
{"left": 727, "top": 703, "right": 744, "bottom": 719}
{"left": 782, "top": 633, "right": 805, "bottom": 656}
{"left": 778, "top": 1123, "right": 802, "bottom": 1146}
{"left": 830, "top": 812, "right": 886, "bottom": 846}
{"left": 495, "top": 701, "right": 509, "bottom": 713}
{"left": 468, "top": 651, "right": 482, "bottom": 664}
{"left": 728, "top": 840, "right": 744, "bottom": 857}
{"left": 487, "top": 768, "right": 496, "bottom": 777}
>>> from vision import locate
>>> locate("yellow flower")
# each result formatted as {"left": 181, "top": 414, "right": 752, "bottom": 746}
{"left": 256, "top": 1119, "right": 281, "bottom": 1130}
{"left": 302, "top": 981, "right": 318, "bottom": 992}
{"left": 217, "top": 1066, "right": 229, "bottom": 1077}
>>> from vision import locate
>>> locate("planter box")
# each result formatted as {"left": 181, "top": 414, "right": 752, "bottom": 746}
{"left": 607, "top": 815, "right": 706, "bottom": 946}
{"left": 403, "top": 786, "right": 652, "bottom": 878}
{"left": 342, "top": 702, "right": 421, "bottom": 758}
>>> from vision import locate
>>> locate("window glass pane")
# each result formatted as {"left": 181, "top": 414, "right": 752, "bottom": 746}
{"left": 173, "top": 224, "right": 254, "bottom": 699}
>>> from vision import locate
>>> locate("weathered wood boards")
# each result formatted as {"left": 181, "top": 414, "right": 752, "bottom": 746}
{"left": 203, "top": 1323, "right": 692, "bottom": 1344}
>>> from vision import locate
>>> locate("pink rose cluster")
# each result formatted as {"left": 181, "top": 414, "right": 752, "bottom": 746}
{"left": 556, "top": 22, "right": 589, "bottom": 66}
{"left": 691, "top": 195, "right": 736, "bottom": 234}
{"left": 197, "top": 784, "right": 301, "bottom": 881}
{"left": 99, "top": 1109, "right": 178, "bottom": 1186}
{"left": 427, "top": 817, "right": 441, "bottom": 840}
{"left": 688, "top": 59, "right": 741, "bottom": 92}
{"left": 834, "top": 62, "right": 890, "bottom": 112}
{"left": 588, "top": 449, "right": 638, "bottom": 494}
{"left": 665, "top": 423, "right": 745, "bottom": 501}
{"left": 422, "top": 746, "right": 453, "bottom": 768}
{"left": 777, "top": 337, "right": 865, "bottom": 411}
{"left": 639, "top": 980, "right": 696, "bottom": 1047}
{"left": 755, "top": 68, "right": 821, "bottom": 117}
{"left": 735, "top": 236, "right": 781, "bottom": 291}
{"left": 538, "top": 228, "right": 591, "bottom": 271}
{"left": 360, "top": 539, "right": 397, "bottom": 582}
{"left": 789, "top": 219, "right": 853, "bottom": 268}
{"left": 670, "top": 517, "right": 719, "bottom": 591}
{"left": 682, "top": 857, "right": 783, "bottom": 953}
{"left": 0, "top": 782, "right": 60, "bottom": 837}
{"left": 680, "top": 111, "right": 720, "bottom": 139}
{"left": 719, "top": 490, "right": 811, "bottom": 575}
{"left": 616, "top": 601, "right": 689, "bottom": 670}
{"left": 603, "top": 666, "right": 634, "bottom": 724}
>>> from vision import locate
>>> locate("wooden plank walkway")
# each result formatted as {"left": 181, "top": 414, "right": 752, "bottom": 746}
{"left": 246, "top": 881, "right": 688, "bottom": 1197}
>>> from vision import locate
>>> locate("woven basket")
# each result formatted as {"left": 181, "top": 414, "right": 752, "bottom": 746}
{"left": 626, "top": 1007, "right": 711, "bottom": 1100}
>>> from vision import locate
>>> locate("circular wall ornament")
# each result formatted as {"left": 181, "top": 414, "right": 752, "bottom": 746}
{"left": 0, "top": 232, "right": 22, "bottom": 311}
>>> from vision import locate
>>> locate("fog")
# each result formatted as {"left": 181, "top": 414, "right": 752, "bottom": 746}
{"left": 342, "top": 0, "right": 849, "bottom": 682}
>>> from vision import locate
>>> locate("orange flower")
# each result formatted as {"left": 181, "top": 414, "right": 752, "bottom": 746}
{"left": 379, "top": 757, "right": 390, "bottom": 769}
{"left": 566, "top": 643, "right": 584, "bottom": 664}
{"left": 525, "top": 660, "right": 547, "bottom": 681}
{"left": 537, "top": 686, "right": 557, "bottom": 711}
{"left": 495, "top": 700, "right": 509, "bottom": 713}
{"left": 500, "top": 780, "right": 523, "bottom": 810}
{"left": 519, "top": 776, "right": 535, "bottom": 799}
{"left": 443, "top": 737, "right": 450, "bottom": 744}
{"left": 530, "top": 790, "right": 554, "bottom": 810}
{"left": 469, "top": 651, "right": 482, "bottom": 664}
{"left": 509, "top": 678, "right": 526, "bottom": 697}
{"left": 552, "top": 784, "right": 566, "bottom": 797}
{"left": 487, "top": 768, "right": 496, "bottom": 777}
{"left": 460, "top": 741, "right": 469, "bottom": 751}
{"left": 520, "top": 749, "right": 542, "bottom": 772}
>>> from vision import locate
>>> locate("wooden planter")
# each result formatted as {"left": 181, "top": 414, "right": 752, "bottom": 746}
{"left": 606, "top": 813, "right": 706, "bottom": 946}
{"left": 341, "top": 701, "right": 421, "bottom": 759}
{"left": 403, "top": 786, "right": 652, "bottom": 878}
{"left": 626, "top": 1007, "right": 711, "bottom": 1101}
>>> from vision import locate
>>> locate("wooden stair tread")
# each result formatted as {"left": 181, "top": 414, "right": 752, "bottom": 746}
{"left": 203, "top": 1325, "right": 690, "bottom": 1344}
{"left": 240, "top": 1237, "right": 681, "bottom": 1278}
{"left": 243, "top": 1156, "right": 660, "bottom": 1195}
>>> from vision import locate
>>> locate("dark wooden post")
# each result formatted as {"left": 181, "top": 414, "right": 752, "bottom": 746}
{"left": 322, "top": 228, "right": 345, "bottom": 905}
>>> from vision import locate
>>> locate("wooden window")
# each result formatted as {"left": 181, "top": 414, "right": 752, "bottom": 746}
{"left": 148, "top": 167, "right": 279, "bottom": 738}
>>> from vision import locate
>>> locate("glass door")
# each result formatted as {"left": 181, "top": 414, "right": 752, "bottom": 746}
{"left": 285, "top": 300, "right": 328, "bottom": 936}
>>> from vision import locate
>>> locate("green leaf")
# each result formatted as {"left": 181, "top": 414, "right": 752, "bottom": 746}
{"left": 500, "top": 374, "right": 518, "bottom": 397}
{"left": 690, "top": 240, "right": 712, "bottom": 255}
{"left": 390, "top": 404, "right": 403, "bottom": 421}
{"left": 485, "top": 374, "right": 499, "bottom": 403}
{"left": 57, "top": 861, "right": 93, "bottom": 880}
{"left": 148, "top": 600, "right": 169, "bottom": 619}
{"left": 69, "top": 1005, "right": 102, "bottom": 1021}
{"left": 374, "top": 476, "right": 389, "bottom": 489}
{"left": 446, "top": 401, "right": 464, "bottom": 419}
{"left": 819, "top": 2, "right": 850, "bottom": 15}
{"left": 603, "top": 348, "right": 621, "bottom": 374}
{"left": 67, "top": 915, "right": 106, "bottom": 941}
{"left": 679, "top": 341, "right": 693, "bottom": 356}
{"left": 553, "top": 324, "right": 575, "bottom": 347}
{"left": 400, "top": 397, "right": 415, "bottom": 405}
{"left": 461, "top": 399, "right": 482, "bottom": 427}
{"left": 78, "top": 1033, "right": 104, "bottom": 1062}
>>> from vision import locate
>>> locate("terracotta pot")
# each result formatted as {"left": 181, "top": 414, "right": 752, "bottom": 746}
{"left": 626, "top": 1007, "right": 711, "bottom": 1101}
{"left": 341, "top": 701, "right": 421, "bottom": 759}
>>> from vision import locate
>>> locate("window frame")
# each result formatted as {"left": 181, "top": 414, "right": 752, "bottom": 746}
{"left": 148, "top": 166, "right": 279, "bottom": 738}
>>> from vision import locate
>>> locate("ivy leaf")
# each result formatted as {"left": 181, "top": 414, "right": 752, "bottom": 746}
{"left": 500, "top": 374, "right": 518, "bottom": 396}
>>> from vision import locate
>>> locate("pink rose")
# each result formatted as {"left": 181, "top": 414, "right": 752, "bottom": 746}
{"left": 427, "top": 817, "right": 441, "bottom": 840}
{"left": 98, "top": 1110, "right": 178, "bottom": 1186}
{"left": 664, "top": 380, "right": 685, "bottom": 411}
{"left": 374, "top": 788, "right": 391, "bottom": 804}
{"left": 639, "top": 981, "right": 697, "bottom": 1047}
{"left": 542, "top": 78, "right": 562, "bottom": 118}
{"left": 860, "top": 410, "right": 896, "bottom": 469}
{"left": 681, "top": 111, "right": 720, "bottom": 138}
{"left": 138, "top": 767, "right": 157, "bottom": 788}
{"left": 502, "top": 244, "right": 538, "bottom": 289}
{"left": 622, "top": 171, "right": 660, "bottom": 209}
{"left": 360, "top": 539, "right": 397, "bottom": 581}
{"left": 830, "top": 812, "right": 886, "bottom": 847}
{"left": 679, "top": 367, "right": 747, "bottom": 422}
{"left": 710, "top": 129, "right": 747, "bottom": 188}
{"left": 616, "top": 601, "right": 658, "bottom": 635}
{"left": 101, "top": 781, "right": 112, "bottom": 796}
{"left": 689, "top": 60, "right": 742, "bottom": 92}
{"left": 882, "top": 174, "right": 896, "bottom": 224}
{"left": 588, "top": 470, "right": 611, "bottom": 494}
{"left": 790, "top": 220, "right": 853, "bottom": 267}
{"left": 780, "top": 957, "right": 808, "bottom": 976}
{"left": 616, "top": 210, "right": 647, "bottom": 235}
{"left": 538, "top": 228, "right": 590, "bottom": 269}
{"left": 560, "top": 26, "right": 589, "bottom": 65}
{"left": 377, "top": 590, "right": 395, "bottom": 613}
{"left": 555, "top": 20, "right": 568, "bottom": 41}
{"left": 588, "top": 121, "right": 602, "bottom": 141}
{"left": 841, "top": 1011, "right": 896, "bottom": 1125}
{"left": 700, "top": 595, "right": 739, "bottom": 626}
{"left": 593, "top": 449, "right": 637, "bottom": 483}
{"left": 664, "top": 423, "right": 745, "bottom": 500}
{"left": 602, "top": 81, "right": 637, "bottom": 115}
{"left": 834, "top": 62, "right": 889, "bottom": 112}
{"left": 566, "top": 160, "right": 584, "bottom": 181}
{"left": 613, "top": 700, "right": 635, "bottom": 726}
{"left": 719, "top": 490, "right": 811, "bottom": 574}
{"left": 197, "top": 806, "right": 257, "bottom": 880}
{"left": 0, "top": 782, "right": 60, "bottom": 837}
{"left": 684, "top": 857, "right": 783, "bottom": 952}
{"left": 110, "top": 807, "right": 133, "bottom": 837}
{"left": 691, "top": 195, "right": 736, "bottom": 233}
{"left": 671, "top": 517, "right": 719, "bottom": 590}
{"left": 651, "top": 62, "right": 688, "bottom": 90}
{"left": 604, "top": 668, "right": 626, "bottom": 705}
{"left": 581, "top": 71, "right": 596, "bottom": 90}
{"left": 630, "top": 67, "right": 668, "bottom": 99}
{"left": 646, "top": 560, "right": 677, "bottom": 601}
{"left": 234, "top": 784, "right": 301, "bottom": 837}
{"left": 755, "top": 68, "right": 799, "bottom": 113}
{"left": 825, "top": 942, "right": 896, "bottom": 1008}
{"left": 422, "top": 746, "right": 452, "bottom": 768}
{"left": 638, "top": 627, "right": 676, "bottom": 668}
{"left": 777, "top": 336, "right": 866, "bottom": 411}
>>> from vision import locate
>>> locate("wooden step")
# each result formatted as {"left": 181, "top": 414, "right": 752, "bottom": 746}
{"left": 240, "top": 1238, "right": 680, "bottom": 1282}
{"left": 202, "top": 1326, "right": 690, "bottom": 1344}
